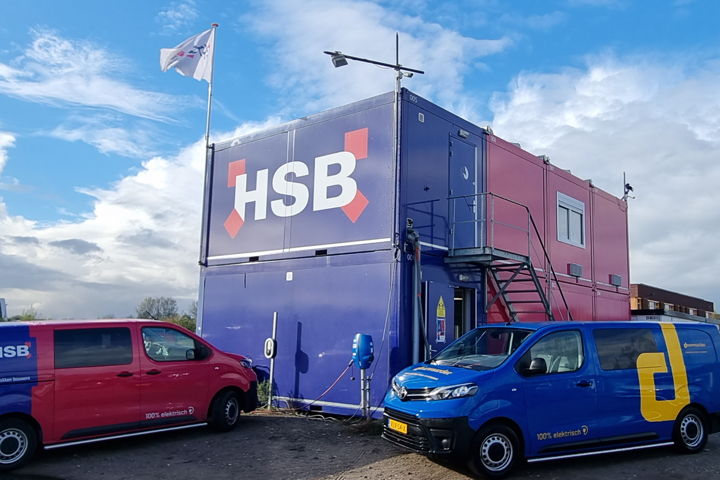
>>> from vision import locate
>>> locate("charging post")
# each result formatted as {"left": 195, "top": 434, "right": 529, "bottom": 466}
{"left": 352, "top": 333, "right": 374, "bottom": 419}
{"left": 264, "top": 312, "right": 278, "bottom": 410}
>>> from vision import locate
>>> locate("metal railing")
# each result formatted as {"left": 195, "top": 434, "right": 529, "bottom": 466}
{"left": 446, "top": 193, "right": 573, "bottom": 321}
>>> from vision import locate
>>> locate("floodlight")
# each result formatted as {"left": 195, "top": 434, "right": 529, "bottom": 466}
{"left": 330, "top": 52, "right": 348, "bottom": 68}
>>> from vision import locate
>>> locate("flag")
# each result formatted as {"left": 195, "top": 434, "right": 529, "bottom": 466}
{"left": 160, "top": 27, "right": 215, "bottom": 82}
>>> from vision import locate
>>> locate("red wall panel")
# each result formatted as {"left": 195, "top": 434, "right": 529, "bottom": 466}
{"left": 486, "top": 137, "right": 546, "bottom": 270}
{"left": 592, "top": 188, "right": 630, "bottom": 294}
{"left": 594, "top": 289, "right": 631, "bottom": 321}
{"left": 545, "top": 166, "right": 593, "bottom": 287}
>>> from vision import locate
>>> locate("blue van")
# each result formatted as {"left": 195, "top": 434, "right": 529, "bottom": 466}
{"left": 382, "top": 322, "right": 720, "bottom": 478}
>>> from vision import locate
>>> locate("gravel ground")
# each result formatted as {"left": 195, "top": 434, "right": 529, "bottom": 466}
{"left": 6, "top": 411, "right": 720, "bottom": 480}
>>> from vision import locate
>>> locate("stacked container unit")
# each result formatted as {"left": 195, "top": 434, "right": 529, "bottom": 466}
{"left": 198, "top": 89, "right": 630, "bottom": 415}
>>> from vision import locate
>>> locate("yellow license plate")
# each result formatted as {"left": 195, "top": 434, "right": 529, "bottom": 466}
{"left": 388, "top": 418, "right": 408, "bottom": 435}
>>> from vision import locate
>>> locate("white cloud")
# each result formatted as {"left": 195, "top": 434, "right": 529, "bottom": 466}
{"left": 0, "top": 118, "right": 282, "bottom": 318}
{"left": 49, "top": 115, "right": 162, "bottom": 158}
{"left": 498, "top": 11, "right": 567, "bottom": 31}
{"left": 0, "top": 131, "right": 14, "bottom": 174}
{"left": 244, "top": 0, "right": 512, "bottom": 116}
{"left": 0, "top": 132, "right": 22, "bottom": 191}
{"left": 491, "top": 53, "right": 720, "bottom": 307}
{"left": 157, "top": 0, "right": 200, "bottom": 35}
{"left": 0, "top": 29, "right": 183, "bottom": 122}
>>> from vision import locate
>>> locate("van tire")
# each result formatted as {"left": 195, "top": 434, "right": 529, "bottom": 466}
{"left": 673, "top": 407, "right": 708, "bottom": 453}
{"left": 208, "top": 391, "right": 241, "bottom": 432}
{"left": 468, "top": 424, "right": 519, "bottom": 478}
{"left": 0, "top": 418, "right": 37, "bottom": 471}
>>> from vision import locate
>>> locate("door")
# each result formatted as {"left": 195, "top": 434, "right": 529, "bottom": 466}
{"left": 449, "top": 137, "right": 477, "bottom": 249}
{"left": 53, "top": 326, "right": 141, "bottom": 441}
{"left": 517, "top": 329, "right": 599, "bottom": 456}
{"left": 454, "top": 287, "right": 476, "bottom": 339}
{"left": 591, "top": 325, "right": 689, "bottom": 442}
{"left": 139, "top": 326, "right": 211, "bottom": 425}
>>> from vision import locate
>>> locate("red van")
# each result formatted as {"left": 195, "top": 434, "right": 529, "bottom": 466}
{"left": 0, "top": 319, "right": 257, "bottom": 470}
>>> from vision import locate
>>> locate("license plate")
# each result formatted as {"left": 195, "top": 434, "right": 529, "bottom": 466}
{"left": 388, "top": 418, "right": 408, "bottom": 435}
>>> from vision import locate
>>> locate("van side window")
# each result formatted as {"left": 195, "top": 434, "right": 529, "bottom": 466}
{"left": 142, "top": 327, "right": 204, "bottom": 362}
{"left": 516, "top": 330, "right": 584, "bottom": 376}
{"left": 55, "top": 328, "right": 133, "bottom": 368}
{"left": 593, "top": 328, "right": 657, "bottom": 370}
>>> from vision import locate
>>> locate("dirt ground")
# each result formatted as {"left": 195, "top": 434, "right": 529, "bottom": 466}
{"left": 7, "top": 411, "right": 720, "bottom": 480}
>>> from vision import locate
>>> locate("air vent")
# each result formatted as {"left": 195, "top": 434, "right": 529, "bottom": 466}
{"left": 568, "top": 263, "right": 583, "bottom": 277}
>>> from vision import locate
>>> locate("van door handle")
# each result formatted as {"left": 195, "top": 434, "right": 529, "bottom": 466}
{"left": 576, "top": 380, "right": 593, "bottom": 388}
{"left": 146, "top": 369, "right": 162, "bottom": 375}
{"left": 117, "top": 371, "right": 134, "bottom": 378}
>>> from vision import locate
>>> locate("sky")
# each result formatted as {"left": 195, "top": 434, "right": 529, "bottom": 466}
{"left": 1, "top": 0, "right": 719, "bottom": 318}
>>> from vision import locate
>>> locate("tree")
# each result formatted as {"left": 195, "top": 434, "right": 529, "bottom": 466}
{"left": 188, "top": 300, "right": 198, "bottom": 321}
{"left": 8, "top": 308, "right": 41, "bottom": 322}
{"left": 167, "top": 314, "right": 196, "bottom": 332}
{"left": 136, "top": 297, "right": 178, "bottom": 320}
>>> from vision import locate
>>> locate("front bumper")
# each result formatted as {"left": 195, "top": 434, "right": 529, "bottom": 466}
{"left": 382, "top": 407, "right": 475, "bottom": 456}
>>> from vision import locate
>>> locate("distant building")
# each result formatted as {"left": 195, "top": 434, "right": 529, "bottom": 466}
{"left": 630, "top": 283, "right": 716, "bottom": 323}
{"left": 0, "top": 298, "right": 6, "bottom": 320}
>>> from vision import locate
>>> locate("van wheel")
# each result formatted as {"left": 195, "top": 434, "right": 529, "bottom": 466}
{"left": 0, "top": 419, "right": 37, "bottom": 471}
{"left": 209, "top": 391, "right": 241, "bottom": 432}
{"left": 468, "top": 424, "right": 519, "bottom": 478}
{"left": 673, "top": 407, "right": 708, "bottom": 453}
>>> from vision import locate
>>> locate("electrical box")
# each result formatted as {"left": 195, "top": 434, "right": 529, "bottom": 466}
{"left": 568, "top": 263, "right": 583, "bottom": 278}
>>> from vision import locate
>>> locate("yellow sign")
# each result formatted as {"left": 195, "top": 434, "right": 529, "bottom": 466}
{"left": 637, "top": 323, "right": 690, "bottom": 422}
{"left": 436, "top": 296, "right": 446, "bottom": 318}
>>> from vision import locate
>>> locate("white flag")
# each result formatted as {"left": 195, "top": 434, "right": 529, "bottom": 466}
{"left": 160, "top": 27, "right": 215, "bottom": 82}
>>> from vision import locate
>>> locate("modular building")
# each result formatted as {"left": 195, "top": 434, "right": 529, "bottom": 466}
{"left": 197, "top": 89, "right": 630, "bottom": 414}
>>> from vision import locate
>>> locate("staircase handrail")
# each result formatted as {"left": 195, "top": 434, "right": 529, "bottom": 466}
{"left": 448, "top": 192, "right": 574, "bottom": 321}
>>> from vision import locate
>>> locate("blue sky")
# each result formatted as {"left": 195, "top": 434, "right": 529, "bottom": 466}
{"left": 1, "top": 0, "right": 719, "bottom": 317}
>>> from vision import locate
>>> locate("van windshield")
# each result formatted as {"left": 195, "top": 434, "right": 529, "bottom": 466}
{"left": 430, "top": 328, "right": 532, "bottom": 370}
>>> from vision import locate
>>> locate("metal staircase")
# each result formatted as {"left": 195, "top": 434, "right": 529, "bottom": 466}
{"left": 444, "top": 193, "right": 573, "bottom": 323}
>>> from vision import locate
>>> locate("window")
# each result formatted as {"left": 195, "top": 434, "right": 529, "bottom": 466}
{"left": 55, "top": 328, "right": 133, "bottom": 368}
{"left": 516, "top": 330, "right": 584, "bottom": 375}
{"left": 557, "top": 192, "right": 585, "bottom": 248}
{"left": 142, "top": 327, "right": 203, "bottom": 362}
{"left": 593, "top": 328, "right": 658, "bottom": 371}
{"left": 431, "top": 328, "right": 532, "bottom": 371}
{"left": 648, "top": 300, "right": 658, "bottom": 309}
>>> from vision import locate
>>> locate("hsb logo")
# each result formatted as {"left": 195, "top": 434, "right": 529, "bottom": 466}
{"left": 0, "top": 343, "right": 32, "bottom": 359}
{"left": 223, "top": 128, "right": 370, "bottom": 238}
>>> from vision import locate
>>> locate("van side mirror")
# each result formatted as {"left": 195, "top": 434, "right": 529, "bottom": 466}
{"left": 186, "top": 349, "right": 196, "bottom": 361}
{"left": 526, "top": 357, "right": 547, "bottom": 375}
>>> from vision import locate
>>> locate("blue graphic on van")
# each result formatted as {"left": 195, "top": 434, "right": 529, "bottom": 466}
{"left": 0, "top": 324, "right": 38, "bottom": 415}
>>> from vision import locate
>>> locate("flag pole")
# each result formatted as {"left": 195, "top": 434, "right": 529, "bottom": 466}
{"left": 204, "top": 23, "right": 219, "bottom": 152}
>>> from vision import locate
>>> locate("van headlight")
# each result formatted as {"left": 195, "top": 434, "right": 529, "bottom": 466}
{"left": 428, "top": 383, "right": 478, "bottom": 401}
{"left": 239, "top": 357, "right": 253, "bottom": 369}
